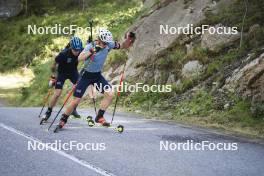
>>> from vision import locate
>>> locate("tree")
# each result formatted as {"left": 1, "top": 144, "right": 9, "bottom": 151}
{"left": 240, "top": 0, "right": 248, "bottom": 48}
{"left": 82, "top": 0, "right": 85, "bottom": 11}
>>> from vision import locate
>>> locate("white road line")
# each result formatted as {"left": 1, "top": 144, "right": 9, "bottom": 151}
{"left": 67, "top": 126, "right": 159, "bottom": 131}
{"left": 0, "top": 123, "right": 117, "bottom": 176}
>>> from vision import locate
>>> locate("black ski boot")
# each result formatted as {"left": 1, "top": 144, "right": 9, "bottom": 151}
{"left": 95, "top": 116, "right": 110, "bottom": 127}
{"left": 71, "top": 108, "right": 81, "bottom": 119}
{"left": 40, "top": 108, "right": 52, "bottom": 125}
{"left": 54, "top": 114, "right": 69, "bottom": 133}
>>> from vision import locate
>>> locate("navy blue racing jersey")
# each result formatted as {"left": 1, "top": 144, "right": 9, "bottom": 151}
{"left": 55, "top": 48, "right": 79, "bottom": 75}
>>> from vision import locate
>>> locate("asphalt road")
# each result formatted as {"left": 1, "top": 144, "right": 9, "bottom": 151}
{"left": 0, "top": 107, "right": 264, "bottom": 176}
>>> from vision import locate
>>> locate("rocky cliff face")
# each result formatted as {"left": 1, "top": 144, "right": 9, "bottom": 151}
{"left": 224, "top": 52, "right": 264, "bottom": 104}
{"left": 107, "top": 0, "right": 235, "bottom": 84}
{"left": 124, "top": 0, "right": 232, "bottom": 79}
{"left": 105, "top": 0, "right": 264, "bottom": 114}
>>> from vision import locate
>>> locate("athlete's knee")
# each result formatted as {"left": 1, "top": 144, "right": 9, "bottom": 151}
{"left": 71, "top": 97, "right": 81, "bottom": 106}
{"left": 105, "top": 90, "right": 114, "bottom": 100}
{"left": 54, "top": 90, "right": 62, "bottom": 98}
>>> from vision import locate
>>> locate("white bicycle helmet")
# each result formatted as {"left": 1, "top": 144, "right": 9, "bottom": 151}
{"left": 97, "top": 28, "right": 113, "bottom": 43}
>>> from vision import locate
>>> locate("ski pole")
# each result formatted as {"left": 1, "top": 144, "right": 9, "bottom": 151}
{"left": 48, "top": 84, "right": 77, "bottom": 131}
{"left": 87, "top": 19, "right": 93, "bottom": 44}
{"left": 111, "top": 63, "right": 126, "bottom": 124}
{"left": 38, "top": 88, "right": 53, "bottom": 118}
{"left": 87, "top": 19, "right": 97, "bottom": 115}
{"left": 90, "top": 85, "right": 97, "bottom": 115}
{"left": 110, "top": 32, "right": 135, "bottom": 124}
{"left": 86, "top": 85, "right": 97, "bottom": 116}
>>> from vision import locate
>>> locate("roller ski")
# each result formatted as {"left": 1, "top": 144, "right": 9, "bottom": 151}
{"left": 40, "top": 108, "right": 52, "bottom": 125}
{"left": 86, "top": 116, "right": 124, "bottom": 133}
{"left": 38, "top": 89, "right": 53, "bottom": 118}
{"left": 53, "top": 114, "right": 68, "bottom": 133}
{"left": 71, "top": 108, "right": 81, "bottom": 119}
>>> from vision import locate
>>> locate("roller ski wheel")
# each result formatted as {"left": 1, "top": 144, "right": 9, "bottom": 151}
{"left": 115, "top": 125, "right": 124, "bottom": 133}
{"left": 53, "top": 125, "right": 61, "bottom": 133}
{"left": 53, "top": 120, "right": 66, "bottom": 133}
{"left": 86, "top": 116, "right": 93, "bottom": 121}
{"left": 86, "top": 116, "right": 95, "bottom": 127}
{"left": 40, "top": 110, "right": 52, "bottom": 125}
{"left": 40, "top": 116, "right": 48, "bottom": 125}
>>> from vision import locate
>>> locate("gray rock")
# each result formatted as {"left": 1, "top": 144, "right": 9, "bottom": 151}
{"left": 143, "top": 0, "right": 156, "bottom": 9}
{"left": 154, "top": 69, "right": 162, "bottom": 84}
{"left": 201, "top": 24, "right": 240, "bottom": 52}
{"left": 224, "top": 103, "right": 230, "bottom": 110}
{"left": 142, "top": 69, "right": 154, "bottom": 83}
{"left": 166, "top": 74, "right": 175, "bottom": 84}
{"left": 176, "top": 79, "right": 181, "bottom": 85}
{"left": 182, "top": 60, "right": 203, "bottom": 78}
{"left": 125, "top": 0, "right": 229, "bottom": 79}
{"left": 224, "top": 52, "right": 264, "bottom": 103}
{"left": 186, "top": 42, "right": 194, "bottom": 55}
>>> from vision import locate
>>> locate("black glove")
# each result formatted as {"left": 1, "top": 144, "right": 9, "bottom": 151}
{"left": 48, "top": 75, "right": 57, "bottom": 88}
{"left": 126, "top": 32, "right": 136, "bottom": 43}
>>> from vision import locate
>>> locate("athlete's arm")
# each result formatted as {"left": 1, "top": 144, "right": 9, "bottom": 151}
{"left": 78, "top": 50, "right": 92, "bottom": 61}
{"left": 49, "top": 61, "right": 58, "bottom": 88}
{"left": 118, "top": 32, "right": 136, "bottom": 49}
{"left": 78, "top": 43, "right": 94, "bottom": 62}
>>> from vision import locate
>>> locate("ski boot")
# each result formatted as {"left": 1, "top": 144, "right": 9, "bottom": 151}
{"left": 95, "top": 116, "right": 110, "bottom": 127}
{"left": 71, "top": 108, "right": 81, "bottom": 119}
{"left": 54, "top": 114, "right": 68, "bottom": 133}
{"left": 40, "top": 108, "right": 52, "bottom": 125}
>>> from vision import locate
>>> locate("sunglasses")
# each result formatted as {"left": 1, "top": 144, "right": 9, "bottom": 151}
{"left": 72, "top": 49, "right": 81, "bottom": 52}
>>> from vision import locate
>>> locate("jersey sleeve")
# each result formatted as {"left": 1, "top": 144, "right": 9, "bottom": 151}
{"left": 55, "top": 52, "right": 65, "bottom": 63}
{"left": 108, "top": 41, "right": 120, "bottom": 50}
{"left": 83, "top": 43, "right": 93, "bottom": 53}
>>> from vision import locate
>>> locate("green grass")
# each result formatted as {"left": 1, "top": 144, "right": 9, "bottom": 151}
{"left": 0, "top": 0, "right": 143, "bottom": 106}
{"left": 204, "top": 46, "right": 250, "bottom": 77}
{"left": 122, "top": 89, "right": 264, "bottom": 138}
{"left": 184, "top": 47, "right": 209, "bottom": 64}
{"left": 157, "top": 45, "right": 185, "bottom": 69}
{"left": 0, "top": 1, "right": 142, "bottom": 73}
{"left": 107, "top": 50, "right": 128, "bottom": 67}
{"left": 173, "top": 90, "right": 214, "bottom": 116}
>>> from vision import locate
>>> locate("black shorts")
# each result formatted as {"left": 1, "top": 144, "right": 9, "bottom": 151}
{"left": 73, "top": 71, "right": 112, "bottom": 98}
{"left": 55, "top": 72, "right": 79, "bottom": 89}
